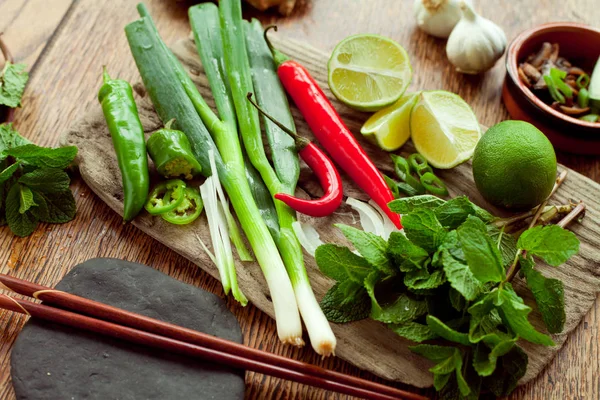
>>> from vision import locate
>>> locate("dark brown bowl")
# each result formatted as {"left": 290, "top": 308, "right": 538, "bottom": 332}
{"left": 503, "top": 22, "right": 600, "bottom": 154}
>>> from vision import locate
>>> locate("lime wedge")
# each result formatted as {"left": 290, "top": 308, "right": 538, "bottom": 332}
{"left": 410, "top": 91, "right": 481, "bottom": 169}
{"left": 360, "top": 92, "right": 419, "bottom": 151}
{"left": 328, "top": 34, "right": 412, "bottom": 112}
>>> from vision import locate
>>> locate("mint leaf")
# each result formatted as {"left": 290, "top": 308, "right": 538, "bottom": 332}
{"left": 518, "top": 225, "right": 580, "bottom": 266}
{"left": 426, "top": 315, "right": 471, "bottom": 345}
{"left": 449, "top": 287, "right": 467, "bottom": 311}
{"left": 19, "top": 168, "right": 71, "bottom": 193}
{"left": 0, "top": 162, "right": 18, "bottom": 183}
{"left": 337, "top": 224, "right": 393, "bottom": 274}
{"left": 34, "top": 189, "right": 76, "bottom": 223}
{"left": 315, "top": 244, "right": 372, "bottom": 283}
{"left": 5, "top": 144, "right": 77, "bottom": 169}
{"left": 320, "top": 281, "right": 370, "bottom": 323}
{"left": 387, "top": 232, "right": 429, "bottom": 269}
{"left": 482, "top": 346, "right": 527, "bottom": 397}
{"left": 30, "top": 190, "right": 49, "bottom": 221}
{"left": 0, "top": 61, "right": 29, "bottom": 108}
{"left": 457, "top": 216, "right": 504, "bottom": 283}
{"left": 473, "top": 337, "right": 517, "bottom": 377}
{"left": 410, "top": 345, "right": 470, "bottom": 395}
{"left": 17, "top": 184, "right": 36, "bottom": 214}
{"left": 520, "top": 256, "right": 565, "bottom": 333}
{"left": 389, "top": 195, "right": 445, "bottom": 214}
{"left": 5, "top": 183, "right": 38, "bottom": 236}
{"left": 401, "top": 209, "right": 447, "bottom": 253}
{"left": 496, "top": 283, "right": 554, "bottom": 346}
{"left": 0, "top": 123, "right": 30, "bottom": 156}
{"left": 389, "top": 321, "right": 438, "bottom": 342}
{"left": 404, "top": 267, "right": 446, "bottom": 290}
{"left": 366, "top": 272, "right": 427, "bottom": 324}
{"left": 487, "top": 224, "right": 518, "bottom": 267}
{"left": 434, "top": 195, "right": 478, "bottom": 229}
{"left": 439, "top": 231, "right": 484, "bottom": 301}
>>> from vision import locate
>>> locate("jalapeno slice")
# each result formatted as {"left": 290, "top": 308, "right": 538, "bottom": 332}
{"left": 145, "top": 179, "right": 186, "bottom": 215}
{"left": 161, "top": 187, "right": 203, "bottom": 225}
{"left": 420, "top": 172, "right": 449, "bottom": 197}
{"left": 390, "top": 154, "right": 425, "bottom": 194}
{"left": 408, "top": 153, "right": 434, "bottom": 177}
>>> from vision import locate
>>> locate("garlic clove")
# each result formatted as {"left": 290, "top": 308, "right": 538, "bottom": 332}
{"left": 413, "top": 0, "right": 473, "bottom": 39}
{"left": 446, "top": 1, "right": 507, "bottom": 74}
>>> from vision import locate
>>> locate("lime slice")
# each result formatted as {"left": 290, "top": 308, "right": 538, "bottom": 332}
{"left": 360, "top": 92, "right": 419, "bottom": 151}
{"left": 328, "top": 34, "right": 412, "bottom": 112}
{"left": 410, "top": 91, "right": 481, "bottom": 169}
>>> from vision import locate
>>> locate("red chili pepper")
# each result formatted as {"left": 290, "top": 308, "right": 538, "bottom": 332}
{"left": 263, "top": 26, "right": 402, "bottom": 229}
{"left": 247, "top": 93, "right": 343, "bottom": 217}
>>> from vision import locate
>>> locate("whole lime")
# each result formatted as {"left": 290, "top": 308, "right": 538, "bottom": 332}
{"left": 472, "top": 121, "right": 557, "bottom": 209}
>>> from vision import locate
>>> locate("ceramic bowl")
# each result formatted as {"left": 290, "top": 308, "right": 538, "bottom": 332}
{"left": 503, "top": 22, "right": 600, "bottom": 154}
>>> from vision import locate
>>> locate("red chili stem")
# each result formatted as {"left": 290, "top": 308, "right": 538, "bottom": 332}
{"left": 263, "top": 31, "right": 402, "bottom": 229}
{"left": 247, "top": 92, "right": 343, "bottom": 217}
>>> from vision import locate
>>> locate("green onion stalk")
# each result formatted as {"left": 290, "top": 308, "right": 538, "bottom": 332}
{"left": 207, "top": 0, "right": 336, "bottom": 356}
{"left": 126, "top": 4, "right": 303, "bottom": 346}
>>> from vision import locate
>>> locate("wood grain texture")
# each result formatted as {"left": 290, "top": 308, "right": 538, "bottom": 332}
{"left": 1, "top": 0, "right": 599, "bottom": 399}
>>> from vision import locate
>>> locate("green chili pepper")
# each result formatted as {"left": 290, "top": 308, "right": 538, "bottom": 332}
{"left": 577, "top": 73, "right": 590, "bottom": 89}
{"left": 145, "top": 179, "right": 186, "bottom": 215}
{"left": 383, "top": 174, "right": 400, "bottom": 199}
{"left": 162, "top": 187, "right": 203, "bottom": 225}
{"left": 578, "top": 88, "right": 590, "bottom": 108}
{"left": 544, "top": 75, "right": 566, "bottom": 104}
{"left": 390, "top": 154, "right": 425, "bottom": 194}
{"left": 408, "top": 153, "right": 434, "bottom": 177}
{"left": 146, "top": 119, "right": 202, "bottom": 180}
{"left": 98, "top": 68, "right": 150, "bottom": 221}
{"left": 580, "top": 114, "right": 599, "bottom": 123}
{"left": 420, "top": 172, "right": 449, "bottom": 197}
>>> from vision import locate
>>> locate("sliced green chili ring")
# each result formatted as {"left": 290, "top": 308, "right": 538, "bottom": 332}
{"left": 550, "top": 68, "right": 573, "bottom": 99}
{"left": 580, "top": 113, "right": 599, "bottom": 123}
{"left": 576, "top": 73, "right": 590, "bottom": 89}
{"left": 407, "top": 154, "right": 430, "bottom": 175}
{"left": 145, "top": 179, "right": 186, "bottom": 215}
{"left": 397, "top": 182, "right": 422, "bottom": 197}
{"left": 162, "top": 187, "right": 203, "bottom": 225}
{"left": 578, "top": 88, "right": 590, "bottom": 108}
{"left": 544, "top": 75, "right": 566, "bottom": 104}
{"left": 390, "top": 154, "right": 425, "bottom": 194}
{"left": 383, "top": 174, "right": 400, "bottom": 199}
{"left": 420, "top": 172, "right": 448, "bottom": 197}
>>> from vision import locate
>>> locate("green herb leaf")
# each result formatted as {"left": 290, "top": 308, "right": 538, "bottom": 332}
{"left": 389, "top": 321, "right": 438, "bottom": 342}
{"left": 487, "top": 224, "right": 518, "bottom": 267}
{"left": 319, "top": 280, "right": 371, "bottom": 323}
{"left": 401, "top": 209, "right": 447, "bottom": 253}
{"left": 434, "top": 195, "right": 478, "bottom": 230}
{"left": 426, "top": 315, "right": 471, "bottom": 345}
{"left": 19, "top": 168, "right": 71, "bottom": 193}
{"left": 482, "top": 346, "right": 528, "bottom": 397}
{"left": 404, "top": 267, "right": 446, "bottom": 290}
{"left": 0, "top": 162, "right": 18, "bottom": 183}
{"left": 0, "top": 61, "right": 29, "bottom": 108}
{"left": 410, "top": 345, "right": 470, "bottom": 395}
{"left": 473, "top": 337, "right": 517, "bottom": 377}
{"left": 449, "top": 287, "right": 467, "bottom": 311}
{"left": 520, "top": 255, "right": 565, "bottom": 333}
{"left": 315, "top": 244, "right": 372, "bottom": 283}
{"left": 34, "top": 189, "right": 76, "bottom": 223}
{"left": 5, "top": 144, "right": 78, "bottom": 169}
{"left": 387, "top": 231, "right": 429, "bottom": 269}
{"left": 518, "top": 225, "right": 580, "bottom": 266}
{"left": 457, "top": 216, "right": 504, "bottom": 283}
{"left": 17, "top": 184, "right": 36, "bottom": 214}
{"left": 0, "top": 123, "right": 30, "bottom": 156}
{"left": 439, "top": 231, "right": 484, "bottom": 301}
{"left": 336, "top": 224, "right": 393, "bottom": 274}
{"left": 365, "top": 272, "right": 427, "bottom": 324}
{"left": 5, "top": 183, "right": 38, "bottom": 236}
{"left": 388, "top": 194, "right": 445, "bottom": 214}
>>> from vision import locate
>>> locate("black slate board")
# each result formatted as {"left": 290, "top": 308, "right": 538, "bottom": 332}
{"left": 10, "top": 258, "right": 245, "bottom": 400}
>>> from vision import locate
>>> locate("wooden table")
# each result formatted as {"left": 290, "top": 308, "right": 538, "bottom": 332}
{"left": 0, "top": 1, "right": 598, "bottom": 399}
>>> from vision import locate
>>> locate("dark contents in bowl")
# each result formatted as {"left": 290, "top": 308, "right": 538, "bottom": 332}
{"left": 519, "top": 42, "right": 599, "bottom": 123}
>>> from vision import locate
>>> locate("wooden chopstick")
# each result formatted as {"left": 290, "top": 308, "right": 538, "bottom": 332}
{"left": 0, "top": 274, "right": 428, "bottom": 400}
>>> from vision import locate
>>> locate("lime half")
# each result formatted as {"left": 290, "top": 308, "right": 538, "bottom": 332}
{"left": 360, "top": 92, "right": 419, "bottom": 151}
{"left": 410, "top": 91, "right": 481, "bottom": 169}
{"left": 328, "top": 34, "right": 412, "bottom": 112}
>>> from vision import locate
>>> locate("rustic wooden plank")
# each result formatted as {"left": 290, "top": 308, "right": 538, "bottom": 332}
{"left": 59, "top": 34, "right": 600, "bottom": 391}
{"left": 1, "top": 0, "right": 599, "bottom": 399}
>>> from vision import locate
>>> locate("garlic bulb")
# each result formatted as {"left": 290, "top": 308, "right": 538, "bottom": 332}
{"left": 446, "top": 2, "right": 507, "bottom": 74}
{"left": 413, "top": 0, "right": 473, "bottom": 39}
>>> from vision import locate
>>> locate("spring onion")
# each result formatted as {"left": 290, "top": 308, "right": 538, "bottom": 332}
{"left": 346, "top": 197, "right": 385, "bottom": 238}
{"left": 550, "top": 68, "right": 573, "bottom": 100}
{"left": 580, "top": 114, "right": 599, "bottom": 123}
{"left": 127, "top": 5, "right": 303, "bottom": 345}
{"left": 368, "top": 200, "right": 400, "bottom": 240}
{"left": 578, "top": 88, "right": 590, "bottom": 109}
{"left": 291, "top": 221, "right": 324, "bottom": 257}
{"left": 577, "top": 73, "right": 590, "bottom": 89}
{"left": 544, "top": 75, "right": 566, "bottom": 104}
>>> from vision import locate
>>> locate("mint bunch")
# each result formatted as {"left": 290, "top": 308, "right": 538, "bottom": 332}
{"left": 0, "top": 60, "right": 28, "bottom": 109}
{"left": 315, "top": 194, "right": 580, "bottom": 399}
{"left": 0, "top": 123, "right": 78, "bottom": 236}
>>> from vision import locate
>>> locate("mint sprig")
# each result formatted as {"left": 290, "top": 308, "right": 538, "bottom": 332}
{"left": 0, "top": 61, "right": 29, "bottom": 108}
{"left": 0, "top": 123, "right": 77, "bottom": 236}
{"left": 315, "top": 193, "right": 581, "bottom": 399}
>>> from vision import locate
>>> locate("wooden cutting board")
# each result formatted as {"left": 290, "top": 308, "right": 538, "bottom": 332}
{"left": 59, "top": 35, "right": 600, "bottom": 388}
